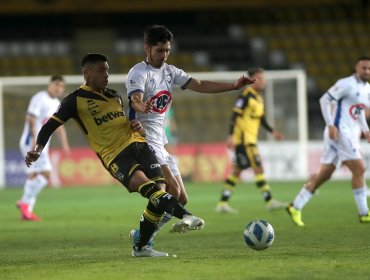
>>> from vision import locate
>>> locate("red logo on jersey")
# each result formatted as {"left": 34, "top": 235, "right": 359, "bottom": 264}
{"left": 149, "top": 90, "right": 173, "bottom": 113}
{"left": 349, "top": 103, "right": 366, "bottom": 120}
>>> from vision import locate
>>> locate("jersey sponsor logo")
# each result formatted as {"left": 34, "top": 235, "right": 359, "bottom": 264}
{"left": 149, "top": 90, "right": 173, "bottom": 113}
{"left": 94, "top": 111, "right": 125, "bottom": 125}
{"left": 349, "top": 103, "right": 366, "bottom": 120}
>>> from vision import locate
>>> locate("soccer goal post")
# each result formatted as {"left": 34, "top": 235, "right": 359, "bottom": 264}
{"left": 0, "top": 69, "right": 307, "bottom": 188}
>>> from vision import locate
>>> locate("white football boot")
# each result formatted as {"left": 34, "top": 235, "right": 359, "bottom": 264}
{"left": 172, "top": 215, "right": 205, "bottom": 233}
{"left": 131, "top": 245, "right": 169, "bottom": 257}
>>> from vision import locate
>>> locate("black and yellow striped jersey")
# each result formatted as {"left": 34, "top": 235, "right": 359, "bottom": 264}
{"left": 51, "top": 85, "right": 145, "bottom": 167}
{"left": 231, "top": 87, "right": 273, "bottom": 145}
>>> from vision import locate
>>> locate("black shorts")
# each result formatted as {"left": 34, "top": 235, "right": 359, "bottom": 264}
{"left": 108, "top": 142, "right": 165, "bottom": 191}
{"left": 234, "top": 144, "right": 262, "bottom": 169}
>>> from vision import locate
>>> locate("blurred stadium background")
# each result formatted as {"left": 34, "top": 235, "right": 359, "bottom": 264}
{"left": 1, "top": 0, "right": 370, "bottom": 187}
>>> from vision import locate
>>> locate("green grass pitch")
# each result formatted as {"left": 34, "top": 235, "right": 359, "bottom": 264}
{"left": 1, "top": 181, "right": 370, "bottom": 279}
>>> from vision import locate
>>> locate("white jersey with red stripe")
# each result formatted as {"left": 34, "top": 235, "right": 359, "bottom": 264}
{"left": 326, "top": 74, "right": 370, "bottom": 136}
{"left": 125, "top": 61, "right": 191, "bottom": 147}
{"left": 320, "top": 75, "right": 370, "bottom": 164}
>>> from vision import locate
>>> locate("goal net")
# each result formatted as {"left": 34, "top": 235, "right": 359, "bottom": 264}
{"left": 0, "top": 70, "right": 307, "bottom": 188}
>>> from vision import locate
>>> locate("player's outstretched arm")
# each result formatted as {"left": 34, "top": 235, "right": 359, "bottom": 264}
{"left": 185, "top": 76, "right": 255, "bottom": 94}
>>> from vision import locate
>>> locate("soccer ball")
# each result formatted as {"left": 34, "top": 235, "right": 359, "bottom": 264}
{"left": 244, "top": 220, "right": 274, "bottom": 250}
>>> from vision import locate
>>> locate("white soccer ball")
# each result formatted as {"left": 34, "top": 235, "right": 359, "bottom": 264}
{"left": 244, "top": 220, "right": 274, "bottom": 250}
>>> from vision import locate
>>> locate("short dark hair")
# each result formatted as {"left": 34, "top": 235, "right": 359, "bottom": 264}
{"left": 81, "top": 53, "right": 108, "bottom": 68}
{"left": 50, "top": 75, "right": 64, "bottom": 83}
{"left": 357, "top": 56, "right": 370, "bottom": 63}
{"left": 144, "top": 25, "right": 173, "bottom": 46}
{"left": 247, "top": 67, "right": 264, "bottom": 77}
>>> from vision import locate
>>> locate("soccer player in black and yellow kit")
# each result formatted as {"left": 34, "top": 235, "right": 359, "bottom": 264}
{"left": 24, "top": 53, "right": 204, "bottom": 257}
{"left": 216, "top": 68, "right": 288, "bottom": 213}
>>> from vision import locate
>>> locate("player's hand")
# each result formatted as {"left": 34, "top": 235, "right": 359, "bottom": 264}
{"left": 130, "top": 119, "right": 146, "bottom": 137}
{"left": 328, "top": 125, "right": 338, "bottom": 141}
{"left": 233, "top": 75, "right": 256, "bottom": 90}
{"left": 226, "top": 135, "right": 235, "bottom": 149}
{"left": 132, "top": 96, "right": 152, "bottom": 113}
{"left": 273, "top": 130, "right": 284, "bottom": 141}
{"left": 25, "top": 151, "right": 41, "bottom": 167}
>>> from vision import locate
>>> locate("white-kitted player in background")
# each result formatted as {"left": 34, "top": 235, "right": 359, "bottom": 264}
{"left": 18, "top": 75, "right": 71, "bottom": 221}
{"left": 287, "top": 56, "right": 370, "bottom": 226}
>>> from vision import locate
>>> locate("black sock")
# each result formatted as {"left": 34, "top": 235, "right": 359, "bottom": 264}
{"left": 136, "top": 202, "right": 163, "bottom": 249}
{"left": 139, "top": 181, "right": 192, "bottom": 219}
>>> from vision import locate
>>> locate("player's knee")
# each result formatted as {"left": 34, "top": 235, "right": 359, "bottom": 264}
{"left": 353, "top": 164, "right": 366, "bottom": 177}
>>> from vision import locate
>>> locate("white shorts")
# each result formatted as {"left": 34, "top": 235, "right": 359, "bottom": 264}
{"left": 320, "top": 130, "right": 362, "bottom": 165}
{"left": 149, "top": 142, "right": 180, "bottom": 177}
{"left": 20, "top": 143, "right": 52, "bottom": 174}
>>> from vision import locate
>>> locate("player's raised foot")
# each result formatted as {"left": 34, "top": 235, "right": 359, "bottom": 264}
{"left": 172, "top": 215, "right": 205, "bottom": 233}
{"left": 359, "top": 212, "right": 370, "bottom": 223}
{"left": 286, "top": 204, "right": 304, "bottom": 227}
{"left": 129, "top": 229, "right": 154, "bottom": 248}
{"left": 266, "top": 199, "right": 289, "bottom": 211}
{"left": 215, "top": 202, "right": 238, "bottom": 214}
{"left": 131, "top": 245, "right": 169, "bottom": 257}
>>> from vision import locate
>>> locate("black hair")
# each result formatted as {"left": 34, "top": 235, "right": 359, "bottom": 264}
{"left": 81, "top": 53, "right": 108, "bottom": 68}
{"left": 144, "top": 25, "right": 173, "bottom": 46}
{"left": 247, "top": 67, "right": 264, "bottom": 77}
{"left": 50, "top": 75, "right": 64, "bottom": 83}
{"left": 357, "top": 56, "right": 370, "bottom": 62}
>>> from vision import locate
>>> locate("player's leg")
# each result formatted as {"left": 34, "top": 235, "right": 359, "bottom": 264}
{"left": 129, "top": 170, "right": 204, "bottom": 238}
{"left": 287, "top": 132, "right": 339, "bottom": 226}
{"left": 110, "top": 143, "right": 204, "bottom": 257}
{"left": 135, "top": 143, "right": 204, "bottom": 233}
{"left": 244, "top": 145, "right": 287, "bottom": 210}
{"left": 18, "top": 172, "right": 49, "bottom": 221}
{"left": 252, "top": 165, "right": 288, "bottom": 210}
{"left": 129, "top": 151, "right": 182, "bottom": 248}
{"left": 343, "top": 159, "right": 370, "bottom": 222}
{"left": 18, "top": 148, "right": 51, "bottom": 221}
{"left": 157, "top": 156, "right": 187, "bottom": 230}
{"left": 131, "top": 156, "right": 188, "bottom": 248}
{"left": 287, "top": 163, "right": 336, "bottom": 226}
{"left": 216, "top": 145, "right": 245, "bottom": 213}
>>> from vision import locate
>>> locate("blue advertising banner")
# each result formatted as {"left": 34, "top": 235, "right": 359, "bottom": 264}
{"left": 6, "top": 150, "right": 27, "bottom": 188}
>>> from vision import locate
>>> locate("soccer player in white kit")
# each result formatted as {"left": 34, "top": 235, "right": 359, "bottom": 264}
{"left": 125, "top": 25, "right": 255, "bottom": 245}
{"left": 18, "top": 75, "right": 70, "bottom": 221}
{"left": 287, "top": 56, "right": 370, "bottom": 226}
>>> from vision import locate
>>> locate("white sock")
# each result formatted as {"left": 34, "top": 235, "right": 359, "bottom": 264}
{"left": 353, "top": 186, "right": 369, "bottom": 216}
{"left": 293, "top": 186, "right": 313, "bottom": 210}
{"left": 21, "top": 175, "right": 48, "bottom": 212}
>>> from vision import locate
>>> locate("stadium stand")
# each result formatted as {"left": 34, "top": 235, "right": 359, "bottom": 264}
{"left": 1, "top": 1, "right": 369, "bottom": 145}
